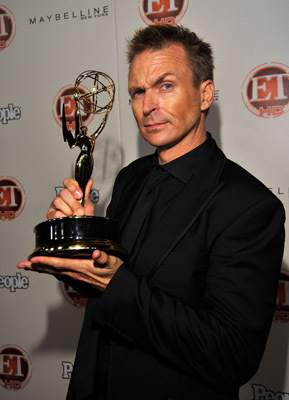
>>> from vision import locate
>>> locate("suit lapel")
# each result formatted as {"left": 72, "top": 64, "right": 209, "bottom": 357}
{"left": 110, "top": 155, "right": 153, "bottom": 253}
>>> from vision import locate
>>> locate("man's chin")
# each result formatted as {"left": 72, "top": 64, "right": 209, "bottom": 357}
{"left": 140, "top": 130, "right": 171, "bottom": 147}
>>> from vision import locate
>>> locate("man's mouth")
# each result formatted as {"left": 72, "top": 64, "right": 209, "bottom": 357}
{"left": 144, "top": 121, "right": 168, "bottom": 131}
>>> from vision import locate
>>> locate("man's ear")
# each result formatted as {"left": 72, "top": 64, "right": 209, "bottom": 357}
{"left": 200, "top": 80, "right": 214, "bottom": 112}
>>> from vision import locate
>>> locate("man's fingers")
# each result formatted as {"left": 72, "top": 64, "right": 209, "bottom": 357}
{"left": 47, "top": 208, "right": 67, "bottom": 219}
{"left": 17, "top": 260, "right": 32, "bottom": 269}
{"left": 45, "top": 178, "right": 85, "bottom": 219}
{"left": 63, "top": 178, "right": 83, "bottom": 200}
{"left": 84, "top": 179, "right": 94, "bottom": 202}
{"left": 46, "top": 178, "right": 95, "bottom": 219}
{"left": 58, "top": 189, "right": 84, "bottom": 216}
{"left": 28, "top": 257, "right": 106, "bottom": 290}
{"left": 29, "top": 256, "right": 81, "bottom": 271}
{"left": 49, "top": 196, "right": 73, "bottom": 217}
{"left": 61, "top": 178, "right": 85, "bottom": 215}
{"left": 17, "top": 252, "right": 117, "bottom": 291}
{"left": 92, "top": 250, "right": 108, "bottom": 265}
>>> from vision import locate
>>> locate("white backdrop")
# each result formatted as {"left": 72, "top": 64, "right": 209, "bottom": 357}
{"left": 1, "top": 0, "right": 289, "bottom": 398}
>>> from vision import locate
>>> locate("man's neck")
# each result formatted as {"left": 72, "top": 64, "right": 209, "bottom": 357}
{"left": 157, "top": 129, "right": 208, "bottom": 165}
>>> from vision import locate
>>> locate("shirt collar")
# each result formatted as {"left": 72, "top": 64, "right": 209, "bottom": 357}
{"left": 152, "top": 132, "right": 214, "bottom": 184}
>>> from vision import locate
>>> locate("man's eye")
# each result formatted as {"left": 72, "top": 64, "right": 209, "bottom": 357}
{"left": 133, "top": 89, "right": 144, "bottom": 98}
{"left": 162, "top": 83, "right": 172, "bottom": 90}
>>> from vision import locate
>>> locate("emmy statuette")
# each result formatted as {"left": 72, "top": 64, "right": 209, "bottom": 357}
{"left": 29, "top": 70, "right": 126, "bottom": 261}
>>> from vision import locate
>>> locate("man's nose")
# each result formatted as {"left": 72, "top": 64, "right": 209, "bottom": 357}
{"left": 143, "top": 90, "right": 157, "bottom": 116}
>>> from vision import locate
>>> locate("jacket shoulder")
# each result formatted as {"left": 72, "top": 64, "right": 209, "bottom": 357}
{"left": 219, "top": 158, "right": 284, "bottom": 210}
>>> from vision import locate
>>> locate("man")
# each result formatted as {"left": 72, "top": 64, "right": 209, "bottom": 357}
{"left": 18, "top": 25, "right": 285, "bottom": 399}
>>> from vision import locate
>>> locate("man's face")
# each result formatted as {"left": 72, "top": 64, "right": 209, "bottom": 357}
{"left": 128, "top": 43, "right": 212, "bottom": 162}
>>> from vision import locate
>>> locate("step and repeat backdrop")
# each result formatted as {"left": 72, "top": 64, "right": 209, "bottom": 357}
{"left": 1, "top": 0, "right": 289, "bottom": 398}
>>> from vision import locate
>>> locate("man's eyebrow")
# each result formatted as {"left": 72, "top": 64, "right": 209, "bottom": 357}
{"left": 128, "top": 84, "right": 142, "bottom": 96}
{"left": 152, "top": 72, "right": 175, "bottom": 87}
{"left": 128, "top": 72, "right": 175, "bottom": 95}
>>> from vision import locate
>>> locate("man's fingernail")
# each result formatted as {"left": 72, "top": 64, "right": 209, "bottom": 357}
{"left": 18, "top": 262, "right": 29, "bottom": 268}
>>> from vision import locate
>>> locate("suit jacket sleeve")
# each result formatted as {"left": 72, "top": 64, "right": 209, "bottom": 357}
{"left": 90, "top": 169, "right": 285, "bottom": 389}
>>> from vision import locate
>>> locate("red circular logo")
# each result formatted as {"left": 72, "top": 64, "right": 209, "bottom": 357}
{"left": 139, "top": 0, "right": 188, "bottom": 25}
{"left": 60, "top": 282, "right": 87, "bottom": 308}
{"left": 242, "top": 63, "right": 289, "bottom": 118}
{"left": 0, "top": 344, "right": 32, "bottom": 391}
{"left": 0, "top": 177, "right": 26, "bottom": 221}
{"left": 0, "top": 5, "right": 16, "bottom": 51}
{"left": 52, "top": 84, "right": 94, "bottom": 130}
{"left": 274, "top": 269, "right": 289, "bottom": 323}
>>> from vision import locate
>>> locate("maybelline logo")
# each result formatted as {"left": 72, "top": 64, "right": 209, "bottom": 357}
{"left": 252, "top": 384, "right": 289, "bottom": 399}
{"left": 29, "top": 6, "right": 109, "bottom": 25}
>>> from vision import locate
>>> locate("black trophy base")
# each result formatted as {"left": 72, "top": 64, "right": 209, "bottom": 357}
{"left": 29, "top": 216, "right": 126, "bottom": 260}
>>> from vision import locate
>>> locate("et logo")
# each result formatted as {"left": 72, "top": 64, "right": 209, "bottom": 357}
{"left": 139, "top": 0, "right": 188, "bottom": 25}
{"left": 274, "top": 269, "right": 289, "bottom": 323}
{"left": 0, "top": 5, "right": 16, "bottom": 51}
{"left": 52, "top": 85, "right": 94, "bottom": 130}
{"left": 242, "top": 63, "right": 289, "bottom": 118}
{"left": 0, "top": 177, "right": 26, "bottom": 221}
{"left": 60, "top": 282, "right": 87, "bottom": 308}
{"left": 0, "top": 344, "right": 32, "bottom": 391}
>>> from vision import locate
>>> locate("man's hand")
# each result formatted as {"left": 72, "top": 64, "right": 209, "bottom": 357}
{"left": 47, "top": 178, "right": 95, "bottom": 219}
{"left": 17, "top": 250, "right": 123, "bottom": 292}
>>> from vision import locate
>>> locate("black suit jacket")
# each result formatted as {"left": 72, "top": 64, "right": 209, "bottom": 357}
{"left": 67, "top": 136, "right": 285, "bottom": 400}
